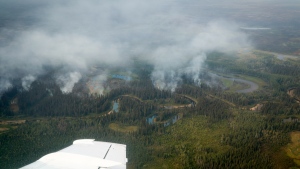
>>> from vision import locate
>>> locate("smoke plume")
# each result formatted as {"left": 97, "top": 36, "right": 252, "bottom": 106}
{"left": 55, "top": 72, "right": 82, "bottom": 93}
{"left": 21, "top": 75, "right": 36, "bottom": 91}
{"left": 0, "top": 0, "right": 251, "bottom": 94}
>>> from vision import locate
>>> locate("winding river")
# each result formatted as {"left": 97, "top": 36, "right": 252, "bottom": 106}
{"left": 231, "top": 78, "right": 259, "bottom": 93}
{"left": 210, "top": 73, "right": 259, "bottom": 93}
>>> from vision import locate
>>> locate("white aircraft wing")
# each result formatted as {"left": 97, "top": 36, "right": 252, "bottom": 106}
{"left": 20, "top": 139, "right": 127, "bottom": 169}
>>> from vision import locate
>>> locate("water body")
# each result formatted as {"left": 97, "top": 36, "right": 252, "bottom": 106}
{"left": 210, "top": 72, "right": 259, "bottom": 93}
{"left": 147, "top": 114, "right": 182, "bottom": 127}
{"left": 259, "top": 51, "right": 298, "bottom": 61}
{"left": 233, "top": 78, "right": 259, "bottom": 93}
{"left": 146, "top": 115, "right": 157, "bottom": 125}
{"left": 240, "top": 27, "right": 271, "bottom": 30}
{"left": 164, "top": 114, "right": 182, "bottom": 127}
{"left": 112, "top": 74, "right": 132, "bottom": 81}
{"left": 112, "top": 101, "right": 119, "bottom": 113}
{"left": 275, "top": 54, "right": 297, "bottom": 60}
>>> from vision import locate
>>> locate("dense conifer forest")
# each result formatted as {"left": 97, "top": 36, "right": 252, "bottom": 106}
{"left": 1, "top": 51, "right": 300, "bottom": 168}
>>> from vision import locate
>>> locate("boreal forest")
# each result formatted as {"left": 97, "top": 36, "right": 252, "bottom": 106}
{"left": 1, "top": 50, "right": 300, "bottom": 168}
{"left": 1, "top": 0, "right": 300, "bottom": 169}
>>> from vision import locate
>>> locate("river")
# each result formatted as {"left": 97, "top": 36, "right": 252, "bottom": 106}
{"left": 210, "top": 72, "right": 259, "bottom": 93}
{"left": 233, "top": 78, "right": 259, "bottom": 93}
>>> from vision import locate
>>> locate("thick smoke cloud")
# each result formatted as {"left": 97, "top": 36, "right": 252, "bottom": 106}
{"left": 0, "top": 0, "right": 250, "bottom": 94}
{"left": 21, "top": 75, "right": 36, "bottom": 91}
{"left": 0, "top": 79, "right": 12, "bottom": 92}
{"left": 149, "top": 20, "right": 249, "bottom": 91}
{"left": 55, "top": 71, "right": 82, "bottom": 93}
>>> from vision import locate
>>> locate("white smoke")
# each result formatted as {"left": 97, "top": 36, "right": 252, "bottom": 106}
{"left": 149, "top": 21, "right": 249, "bottom": 90}
{"left": 56, "top": 72, "right": 82, "bottom": 93}
{"left": 0, "top": 0, "right": 251, "bottom": 93}
{"left": 87, "top": 74, "right": 108, "bottom": 95}
{"left": 183, "top": 54, "right": 207, "bottom": 86}
{"left": 191, "top": 21, "right": 249, "bottom": 52}
{"left": 0, "top": 79, "right": 12, "bottom": 94}
{"left": 21, "top": 75, "right": 36, "bottom": 91}
{"left": 151, "top": 70, "right": 181, "bottom": 92}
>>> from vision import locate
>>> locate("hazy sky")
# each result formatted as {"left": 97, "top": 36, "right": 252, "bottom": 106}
{"left": 0, "top": 0, "right": 297, "bottom": 93}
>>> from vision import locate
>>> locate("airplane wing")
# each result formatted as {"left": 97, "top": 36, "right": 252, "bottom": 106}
{"left": 20, "top": 139, "right": 127, "bottom": 169}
